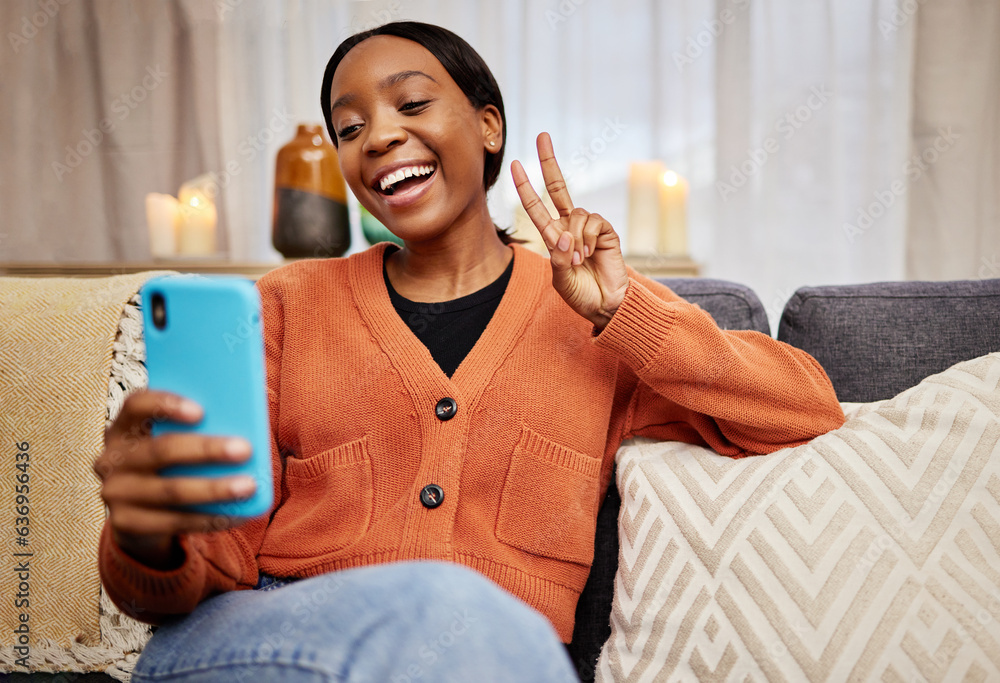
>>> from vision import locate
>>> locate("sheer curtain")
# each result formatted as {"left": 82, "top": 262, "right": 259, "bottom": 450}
{"left": 711, "top": 0, "right": 917, "bottom": 326}
{"left": 2, "top": 0, "right": 996, "bottom": 332}
{"left": 905, "top": 0, "right": 1000, "bottom": 282}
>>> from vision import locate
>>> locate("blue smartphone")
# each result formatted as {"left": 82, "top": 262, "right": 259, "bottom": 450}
{"left": 139, "top": 274, "right": 273, "bottom": 518}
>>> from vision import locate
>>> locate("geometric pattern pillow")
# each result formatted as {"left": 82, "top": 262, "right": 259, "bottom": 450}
{"left": 598, "top": 353, "right": 1000, "bottom": 682}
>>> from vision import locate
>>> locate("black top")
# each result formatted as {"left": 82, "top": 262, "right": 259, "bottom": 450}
{"left": 383, "top": 246, "right": 514, "bottom": 378}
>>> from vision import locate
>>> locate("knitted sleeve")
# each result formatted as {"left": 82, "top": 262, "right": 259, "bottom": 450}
{"left": 98, "top": 276, "right": 287, "bottom": 624}
{"left": 593, "top": 270, "right": 845, "bottom": 457}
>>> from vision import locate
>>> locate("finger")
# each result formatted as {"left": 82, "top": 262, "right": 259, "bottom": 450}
{"left": 142, "top": 433, "right": 252, "bottom": 471}
{"left": 98, "top": 433, "right": 250, "bottom": 480}
{"left": 107, "top": 390, "right": 203, "bottom": 442}
{"left": 567, "top": 208, "right": 589, "bottom": 266}
{"left": 102, "top": 471, "right": 256, "bottom": 509}
{"left": 536, "top": 132, "right": 574, "bottom": 218}
{"left": 550, "top": 226, "right": 574, "bottom": 272}
{"left": 511, "top": 159, "right": 560, "bottom": 249}
{"left": 582, "top": 212, "right": 606, "bottom": 259}
{"left": 109, "top": 504, "right": 247, "bottom": 536}
{"left": 589, "top": 211, "right": 623, "bottom": 253}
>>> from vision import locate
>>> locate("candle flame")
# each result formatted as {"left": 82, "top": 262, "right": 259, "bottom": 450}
{"left": 663, "top": 170, "right": 679, "bottom": 187}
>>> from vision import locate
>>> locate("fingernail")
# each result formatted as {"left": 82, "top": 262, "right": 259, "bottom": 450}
{"left": 178, "top": 400, "right": 202, "bottom": 419}
{"left": 230, "top": 477, "right": 256, "bottom": 497}
{"left": 584, "top": 245, "right": 591, "bottom": 258}
{"left": 572, "top": 251, "right": 582, "bottom": 265}
{"left": 224, "top": 438, "right": 251, "bottom": 459}
{"left": 557, "top": 233, "right": 571, "bottom": 251}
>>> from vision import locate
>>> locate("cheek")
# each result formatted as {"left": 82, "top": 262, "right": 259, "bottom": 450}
{"left": 336, "top": 150, "right": 366, "bottom": 195}
{"left": 434, "top": 117, "right": 486, "bottom": 181}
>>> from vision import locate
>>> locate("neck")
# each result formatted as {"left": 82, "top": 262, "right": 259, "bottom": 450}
{"left": 385, "top": 204, "right": 513, "bottom": 302}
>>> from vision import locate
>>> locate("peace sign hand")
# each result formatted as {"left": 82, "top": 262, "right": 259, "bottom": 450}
{"left": 512, "top": 132, "right": 629, "bottom": 330}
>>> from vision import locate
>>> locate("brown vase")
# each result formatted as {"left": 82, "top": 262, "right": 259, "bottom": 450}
{"left": 272, "top": 124, "right": 350, "bottom": 258}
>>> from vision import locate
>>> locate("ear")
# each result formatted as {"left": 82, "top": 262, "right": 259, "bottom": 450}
{"left": 480, "top": 104, "right": 503, "bottom": 151}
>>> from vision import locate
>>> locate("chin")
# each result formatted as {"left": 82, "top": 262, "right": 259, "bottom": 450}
{"left": 376, "top": 209, "right": 459, "bottom": 245}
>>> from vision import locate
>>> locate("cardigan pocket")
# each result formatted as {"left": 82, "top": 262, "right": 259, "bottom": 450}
{"left": 495, "top": 426, "right": 601, "bottom": 567}
{"left": 260, "top": 436, "right": 373, "bottom": 558}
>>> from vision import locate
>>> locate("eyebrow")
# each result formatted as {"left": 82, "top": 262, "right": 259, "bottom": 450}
{"left": 330, "top": 70, "right": 438, "bottom": 113}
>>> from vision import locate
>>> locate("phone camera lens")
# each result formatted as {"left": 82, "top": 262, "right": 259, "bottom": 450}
{"left": 151, "top": 293, "right": 167, "bottom": 330}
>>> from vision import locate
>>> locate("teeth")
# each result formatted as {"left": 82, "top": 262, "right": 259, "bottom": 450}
{"left": 379, "top": 165, "right": 435, "bottom": 192}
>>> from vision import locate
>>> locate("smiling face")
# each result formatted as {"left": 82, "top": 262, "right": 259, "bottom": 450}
{"left": 328, "top": 35, "right": 502, "bottom": 243}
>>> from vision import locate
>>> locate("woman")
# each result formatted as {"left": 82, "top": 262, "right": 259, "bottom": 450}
{"left": 95, "top": 21, "right": 845, "bottom": 682}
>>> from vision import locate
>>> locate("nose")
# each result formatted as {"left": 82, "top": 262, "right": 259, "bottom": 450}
{"left": 363, "top": 111, "right": 407, "bottom": 155}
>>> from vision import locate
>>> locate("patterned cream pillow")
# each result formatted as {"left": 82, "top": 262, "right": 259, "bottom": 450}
{"left": 598, "top": 353, "right": 1000, "bottom": 682}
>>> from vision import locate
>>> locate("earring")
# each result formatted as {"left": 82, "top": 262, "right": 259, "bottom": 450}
{"left": 489, "top": 140, "right": 496, "bottom": 147}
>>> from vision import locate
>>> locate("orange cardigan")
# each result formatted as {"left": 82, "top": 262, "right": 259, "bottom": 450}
{"left": 99, "top": 242, "right": 844, "bottom": 642}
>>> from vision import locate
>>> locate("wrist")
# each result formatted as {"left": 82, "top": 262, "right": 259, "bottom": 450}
{"left": 112, "top": 528, "right": 185, "bottom": 571}
{"left": 591, "top": 284, "right": 627, "bottom": 331}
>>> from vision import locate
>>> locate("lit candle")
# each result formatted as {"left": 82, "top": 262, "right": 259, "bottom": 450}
{"left": 658, "top": 169, "right": 688, "bottom": 255}
{"left": 627, "top": 161, "right": 664, "bottom": 255}
{"left": 145, "top": 193, "right": 179, "bottom": 258}
{"left": 177, "top": 175, "right": 218, "bottom": 256}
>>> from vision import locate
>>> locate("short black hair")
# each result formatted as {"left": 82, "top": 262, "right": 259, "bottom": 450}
{"left": 321, "top": 21, "right": 507, "bottom": 194}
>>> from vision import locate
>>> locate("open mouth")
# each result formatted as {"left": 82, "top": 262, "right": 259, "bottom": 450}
{"left": 375, "top": 164, "right": 437, "bottom": 196}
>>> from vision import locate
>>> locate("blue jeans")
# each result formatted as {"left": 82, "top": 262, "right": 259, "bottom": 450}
{"left": 131, "top": 560, "right": 579, "bottom": 682}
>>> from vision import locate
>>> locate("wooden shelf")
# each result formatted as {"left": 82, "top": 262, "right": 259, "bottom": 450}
{"left": 0, "top": 260, "right": 296, "bottom": 281}
{"left": 624, "top": 254, "right": 700, "bottom": 278}
{"left": 0, "top": 254, "right": 699, "bottom": 280}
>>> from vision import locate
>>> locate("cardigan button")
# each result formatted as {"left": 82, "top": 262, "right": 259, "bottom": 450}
{"left": 435, "top": 397, "right": 457, "bottom": 421}
{"left": 420, "top": 484, "right": 444, "bottom": 509}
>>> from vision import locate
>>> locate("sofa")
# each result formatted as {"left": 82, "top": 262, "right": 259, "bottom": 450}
{"left": 566, "top": 277, "right": 1000, "bottom": 681}
{"left": 2, "top": 274, "right": 998, "bottom": 682}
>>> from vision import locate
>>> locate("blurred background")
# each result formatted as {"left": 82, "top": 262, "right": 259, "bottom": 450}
{"left": 1, "top": 0, "right": 997, "bottom": 331}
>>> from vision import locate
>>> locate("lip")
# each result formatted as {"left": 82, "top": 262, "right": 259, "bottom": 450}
{"left": 378, "top": 167, "right": 437, "bottom": 208}
{"left": 369, "top": 160, "right": 438, "bottom": 209}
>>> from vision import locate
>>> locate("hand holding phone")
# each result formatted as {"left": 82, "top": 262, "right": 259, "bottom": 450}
{"left": 94, "top": 389, "right": 258, "bottom": 569}
{"left": 95, "top": 274, "right": 274, "bottom": 568}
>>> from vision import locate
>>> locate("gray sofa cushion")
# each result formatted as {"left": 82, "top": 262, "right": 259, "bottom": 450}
{"left": 565, "top": 277, "right": 769, "bottom": 680}
{"left": 660, "top": 277, "right": 771, "bottom": 335}
{"left": 777, "top": 279, "right": 1000, "bottom": 402}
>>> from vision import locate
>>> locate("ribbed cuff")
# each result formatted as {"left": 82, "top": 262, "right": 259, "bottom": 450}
{"left": 100, "top": 522, "right": 205, "bottom": 616}
{"left": 592, "top": 277, "right": 677, "bottom": 371}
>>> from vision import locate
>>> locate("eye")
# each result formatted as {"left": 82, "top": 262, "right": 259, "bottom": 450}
{"left": 337, "top": 124, "right": 361, "bottom": 140}
{"left": 400, "top": 99, "right": 430, "bottom": 112}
